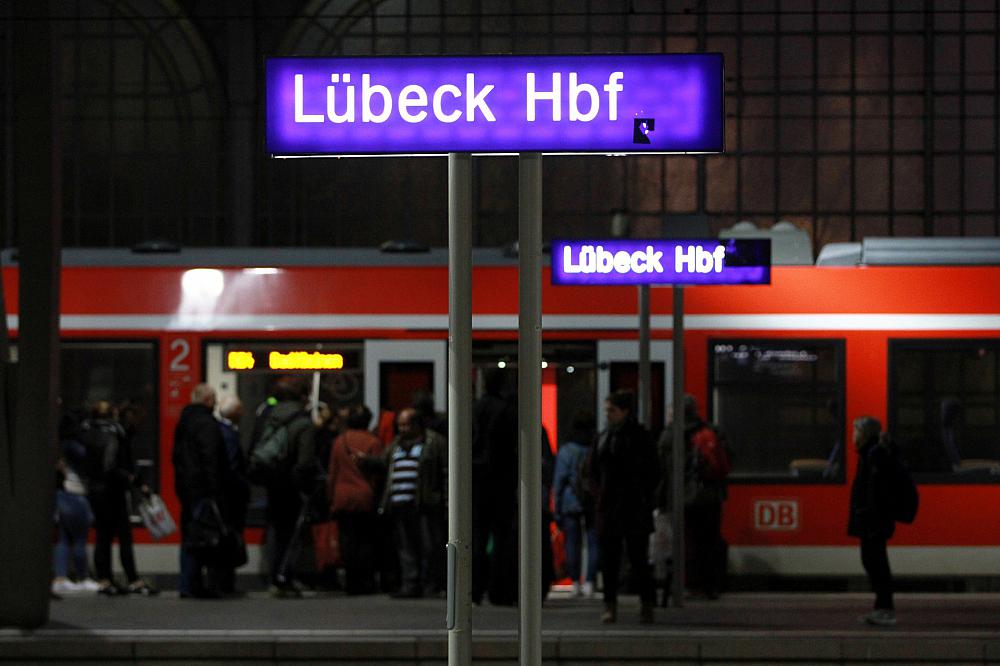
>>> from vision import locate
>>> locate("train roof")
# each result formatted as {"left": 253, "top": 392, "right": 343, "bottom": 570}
{"left": 2, "top": 236, "right": 999, "bottom": 268}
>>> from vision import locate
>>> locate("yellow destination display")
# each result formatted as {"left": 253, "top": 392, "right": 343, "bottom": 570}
{"left": 227, "top": 351, "right": 256, "bottom": 370}
{"left": 269, "top": 350, "right": 344, "bottom": 370}
{"left": 226, "top": 350, "right": 344, "bottom": 371}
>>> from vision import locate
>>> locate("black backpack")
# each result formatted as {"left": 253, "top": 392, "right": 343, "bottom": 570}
{"left": 887, "top": 451, "right": 919, "bottom": 524}
{"left": 81, "top": 420, "right": 122, "bottom": 485}
{"left": 573, "top": 448, "right": 595, "bottom": 510}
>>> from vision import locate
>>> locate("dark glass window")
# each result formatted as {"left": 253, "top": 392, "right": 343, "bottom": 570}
{"left": 60, "top": 341, "right": 159, "bottom": 492}
{"left": 890, "top": 340, "right": 1000, "bottom": 482}
{"left": 710, "top": 339, "right": 845, "bottom": 482}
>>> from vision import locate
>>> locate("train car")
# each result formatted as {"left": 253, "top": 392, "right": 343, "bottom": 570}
{"left": 5, "top": 245, "right": 999, "bottom": 583}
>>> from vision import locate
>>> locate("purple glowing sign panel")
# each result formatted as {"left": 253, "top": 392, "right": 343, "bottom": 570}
{"left": 551, "top": 239, "right": 771, "bottom": 286}
{"left": 266, "top": 54, "right": 723, "bottom": 156}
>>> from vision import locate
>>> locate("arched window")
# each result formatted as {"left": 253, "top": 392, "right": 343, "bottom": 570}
{"left": 57, "top": 0, "right": 224, "bottom": 246}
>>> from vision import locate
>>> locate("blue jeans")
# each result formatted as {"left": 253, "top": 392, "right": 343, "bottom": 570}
{"left": 55, "top": 491, "right": 92, "bottom": 579}
{"left": 561, "top": 513, "right": 598, "bottom": 584}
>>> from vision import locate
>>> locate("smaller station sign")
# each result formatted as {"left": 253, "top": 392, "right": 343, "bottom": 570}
{"left": 551, "top": 238, "right": 771, "bottom": 286}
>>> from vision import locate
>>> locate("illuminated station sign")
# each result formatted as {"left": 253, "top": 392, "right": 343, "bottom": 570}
{"left": 551, "top": 239, "right": 771, "bottom": 286}
{"left": 266, "top": 54, "right": 724, "bottom": 156}
{"left": 227, "top": 350, "right": 345, "bottom": 371}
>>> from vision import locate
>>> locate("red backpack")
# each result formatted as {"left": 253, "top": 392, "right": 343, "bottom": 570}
{"left": 691, "top": 426, "right": 732, "bottom": 482}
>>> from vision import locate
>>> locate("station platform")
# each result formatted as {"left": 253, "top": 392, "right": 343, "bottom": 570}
{"left": 3, "top": 591, "right": 1000, "bottom": 664}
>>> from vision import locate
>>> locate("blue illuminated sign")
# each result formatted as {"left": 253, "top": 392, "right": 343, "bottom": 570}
{"left": 551, "top": 239, "right": 771, "bottom": 285}
{"left": 266, "top": 54, "right": 724, "bottom": 156}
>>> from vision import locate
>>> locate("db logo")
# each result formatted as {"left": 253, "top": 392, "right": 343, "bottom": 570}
{"left": 754, "top": 499, "right": 799, "bottom": 531}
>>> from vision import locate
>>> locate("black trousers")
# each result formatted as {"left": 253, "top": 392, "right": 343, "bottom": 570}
{"left": 686, "top": 500, "right": 722, "bottom": 596}
{"left": 860, "top": 535, "right": 894, "bottom": 610}
{"left": 599, "top": 523, "right": 654, "bottom": 608}
{"left": 91, "top": 489, "right": 138, "bottom": 584}
{"left": 339, "top": 511, "right": 377, "bottom": 594}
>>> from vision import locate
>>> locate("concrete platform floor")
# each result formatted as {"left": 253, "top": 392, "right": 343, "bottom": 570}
{"left": 3, "top": 591, "right": 1000, "bottom": 663}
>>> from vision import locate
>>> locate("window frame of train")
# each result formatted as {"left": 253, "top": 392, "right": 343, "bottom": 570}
{"left": 58, "top": 339, "right": 161, "bottom": 495}
{"left": 708, "top": 338, "right": 846, "bottom": 484}
{"left": 888, "top": 339, "right": 1000, "bottom": 484}
{"left": 204, "top": 339, "right": 366, "bottom": 527}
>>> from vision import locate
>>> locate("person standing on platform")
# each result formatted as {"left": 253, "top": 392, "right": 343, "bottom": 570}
{"left": 470, "top": 368, "right": 517, "bottom": 606}
{"left": 553, "top": 411, "right": 599, "bottom": 598}
{"left": 256, "top": 377, "right": 319, "bottom": 597}
{"left": 659, "top": 394, "right": 731, "bottom": 601}
{"left": 82, "top": 400, "right": 158, "bottom": 596}
{"left": 378, "top": 407, "right": 448, "bottom": 598}
{"left": 327, "top": 403, "right": 383, "bottom": 594}
{"left": 217, "top": 395, "right": 250, "bottom": 595}
{"left": 173, "top": 384, "right": 228, "bottom": 598}
{"left": 589, "top": 389, "right": 658, "bottom": 624}
{"left": 849, "top": 416, "right": 898, "bottom": 626}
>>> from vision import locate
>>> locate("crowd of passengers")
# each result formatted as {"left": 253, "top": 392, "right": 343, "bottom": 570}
{"left": 53, "top": 371, "right": 903, "bottom": 626}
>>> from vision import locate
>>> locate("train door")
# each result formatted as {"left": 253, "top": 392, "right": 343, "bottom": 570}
{"left": 596, "top": 340, "right": 672, "bottom": 438}
{"left": 364, "top": 340, "right": 446, "bottom": 434}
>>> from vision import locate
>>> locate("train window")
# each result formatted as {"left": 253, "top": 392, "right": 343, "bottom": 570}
{"left": 207, "top": 341, "right": 364, "bottom": 527}
{"left": 710, "top": 339, "right": 845, "bottom": 482}
{"left": 889, "top": 340, "right": 1000, "bottom": 483}
{"left": 60, "top": 341, "right": 160, "bottom": 492}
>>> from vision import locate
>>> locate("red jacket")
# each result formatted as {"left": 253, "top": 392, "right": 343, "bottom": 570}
{"left": 327, "top": 428, "right": 384, "bottom": 514}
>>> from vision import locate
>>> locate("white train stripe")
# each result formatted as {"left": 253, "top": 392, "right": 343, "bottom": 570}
{"left": 117, "top": 543, "right": 1000, "bottom": 576}
{"left": 9, "top": 313, "right": 1000, "bottom": 332}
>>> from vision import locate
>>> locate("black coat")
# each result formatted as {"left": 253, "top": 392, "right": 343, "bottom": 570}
{"left": 847, "top": 441, "right": 895, "bottom": 540}
{"left": 589, "top": 418, "right": 659, "bottom": 535}
{"left": 173, "top": 403, "right": 227, "bottom": 506}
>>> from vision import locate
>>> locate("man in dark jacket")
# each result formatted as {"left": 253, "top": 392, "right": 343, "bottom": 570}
{"left": 589, "top": 389, "right": 659, "bottom": 624}
{"left": 470, "top": 368, "right": 517, "bottom": 605}
{"left": 173, "top": 383, "right": 228, "bottom": 598}
{"left": 257, "top": 377, "right": 319, "bottom": 597}
{"left": 848, "top": 416, "right": 897, "bottom": 626}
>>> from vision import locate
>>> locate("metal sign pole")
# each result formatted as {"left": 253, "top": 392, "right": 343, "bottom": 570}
{"left": 518, "top": 152, "right": 542, "bottom": 666}
{"left": 670, "top": 285, "right": 685, "bottom": 607}
{"left": 447, "top": 153, "right": 473, "bottom": 666}
{"left": 638, "top": 285, "right": 651, "bottom": 427}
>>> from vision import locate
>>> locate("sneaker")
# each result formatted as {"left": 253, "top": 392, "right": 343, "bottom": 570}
{"left": 582, "top": 581, "right": 594, "bottom": 598}
{"left": 97, "top": 582, "right": 123, "bottom": 596}
{"left": 78, "top": 578, "right": 102, "bottom": 592}
{"left": 600, "top": 604, "right": 617, "bottom": 624}
{"left": 51, "top": 579, "right": 77, "bottom": 594}
{"left": 860, "top": 609, "right": 897, "bottom": 626}
{"left": 268, "top": 584, "right": 303, "bottom": 599}
{"left": 128, "top": 580, "right": 160, "bottom": 596}
{"left": 571, "top": 581, "right": 582, "bottom": 597}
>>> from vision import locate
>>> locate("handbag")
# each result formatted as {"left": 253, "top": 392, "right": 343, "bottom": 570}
{"left": 183, "top": 498, "right": 245, "bottom": 567}
{"left": 312, "top": 520, "right": 342, "bottom": 570}
{"left": 136, "top": 493, "right": 177, "bottom": 540}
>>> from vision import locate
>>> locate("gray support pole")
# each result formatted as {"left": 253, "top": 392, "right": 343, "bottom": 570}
{"left": 518, "top": 152, "right": 542, "bottom": 666}
{"left": 224, "top": 0, "right": 257, "bottom": 246}
{"left": 638, "top": 285, "right": 651, "bottom": 427}
{"left": 447, "top": 153, "right": 473, "bottom": 666}
{"left": 0, "top": 0, "right": 61, "bottom": 628}
{"left": 670, "top": 286, "right": 685, "bottom": 608}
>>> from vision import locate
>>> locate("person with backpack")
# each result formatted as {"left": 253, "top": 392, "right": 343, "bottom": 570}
{"left": 658, "top": 394, "right": 731, "bottom": 601}
{"left": 553, "top": 411, "right": 598, "bottom": 598}
{"left": 251, "top": 376, "right": 319, "bottom": 597}
{"left": 82, "top": 401, "right": 158, "bottom": 596}
{"left": 589, "top": 390, "right": 659, "bottom": 624}
{"left": 173, "top": 383, "right": 229, "bottom": 598}
{"left": 849, "top": 416, "right": 918, "bottom": 626}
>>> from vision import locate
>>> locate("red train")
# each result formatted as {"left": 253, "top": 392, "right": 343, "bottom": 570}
{"left": 8, "top": 247, "right": 1000, "bottom": 580}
